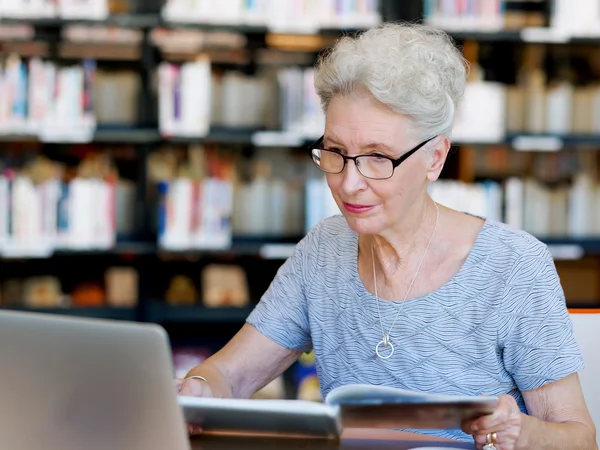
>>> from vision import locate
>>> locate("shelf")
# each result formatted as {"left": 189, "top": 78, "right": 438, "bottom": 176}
{"left": 3, "top": 127, "right": 599, "bottom": 149}
{"left": 453, "top": 134, "right": 600, "bottom": 151}
{"left": 160, "top": 21, "right": 268, "bottom": 34}
{"left": 157, "top": 236, "right": 301, "bottom": 259}
{"left": 164, "top": 127, "right": 260, "bottom": 145}
{"left": 0, "top": 127, "right": 160, "bottom": 145}
{"left": 0, "top": 306, "right": 137, "bottom": 321}
{"left": 542, "top": 239, "right": 600, "bottom": 259}
{"left": 165, "top": 129, "right": 319, "bottom": 147}
{"left": 568, "top": 307, "right": 600, "bottom": 313}
{"left": 7, "top": 129, "right": 600, "bottom": 150}
{"left": 448, "top": 30, "right": 524, "bottom": 42}
{"left": 3, "top": 15, "right": 600, "bottom": 45}
{"left": 53, "top": 241, "right": 157, "bottom": 256}
{"left": 568, "top": 305, "right": 600, "bottom": 311}
{"left": 0, "top": 15, "right": 350, "bottom": 36}
{"left": 223, "top": 236, "right": 301, "bottom": 257}
{"left": 0, "top": 14, "right": 160, "bottom": 29}
{"left": 447, "top": 28, "right": 600, "bottom": 44}
{"left": 94, "top": 128, "right": 160, "bottom": 143}
{"left": 145, "top": 301, "right": 253, "bottom": 324}
{"left": 6, "top": 236, "right": 600, "bottom": 260}
{"left": 1, "top": 235, "right": 301, "bottom": 259}
{"left": 0, "top": 127, "right": 286, "bottom": 146}
{"left": 157, "top": 20, "right": 369, "bottom": 36}
{"left": 508, "top": 134, "right": 600, "bottom": 151}
{"left": 140, "top": 128, "right": 315, "bottom": 147}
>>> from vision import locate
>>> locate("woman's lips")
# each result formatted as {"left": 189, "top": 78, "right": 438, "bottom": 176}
{"left": 343, "top": 202, "right": 375, "bottom": 214}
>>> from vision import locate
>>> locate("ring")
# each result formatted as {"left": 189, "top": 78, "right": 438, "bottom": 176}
{"left": 483, "top": 432, "right": 497, "bottom": 450}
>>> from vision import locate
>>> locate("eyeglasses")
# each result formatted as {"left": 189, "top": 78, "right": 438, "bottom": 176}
{"left": 309, "top": 135, "right": 437, "bottom": 180}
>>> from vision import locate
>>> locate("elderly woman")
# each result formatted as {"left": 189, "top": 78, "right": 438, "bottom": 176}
{"left": 179, "top": 23, "right": 596, "bottom": 449}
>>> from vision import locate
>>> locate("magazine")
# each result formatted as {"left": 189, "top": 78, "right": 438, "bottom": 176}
{"left": 179, "top": 384, "right": 498, "bottom": 439}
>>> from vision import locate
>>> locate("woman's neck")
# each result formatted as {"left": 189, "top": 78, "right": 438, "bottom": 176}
{"left": 367, "top": 197, "right": 440, "bottom": 283}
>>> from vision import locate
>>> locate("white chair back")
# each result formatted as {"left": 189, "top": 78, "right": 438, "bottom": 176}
{"left": 570, "top": 312, "right": 600, "bottom": 447}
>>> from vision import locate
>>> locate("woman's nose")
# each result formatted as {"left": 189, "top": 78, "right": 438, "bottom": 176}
{"left": 340, "top": 159, "right": 367, "bottom": 193}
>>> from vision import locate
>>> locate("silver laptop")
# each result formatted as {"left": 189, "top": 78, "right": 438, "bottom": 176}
{"left": 0, "top": 310, "right": 191, "bottom": 450}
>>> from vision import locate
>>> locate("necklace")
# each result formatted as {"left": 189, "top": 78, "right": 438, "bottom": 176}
{"left": 372, "top": 201, "right": 440, "bottom": 360}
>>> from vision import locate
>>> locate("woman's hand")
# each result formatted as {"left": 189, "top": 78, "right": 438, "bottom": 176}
{"left": 176, "top": 377, "right": 214, "bottom": 436}
{"left": 463, "top": 395, "right": 523, "bottom": 450}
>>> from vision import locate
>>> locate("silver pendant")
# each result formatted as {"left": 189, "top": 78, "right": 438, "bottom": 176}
{"left": 376, "top": 333, "right": 394, "bottom": 359}
{"left": 483, "top": 445, "right": 497, "bottom": 450}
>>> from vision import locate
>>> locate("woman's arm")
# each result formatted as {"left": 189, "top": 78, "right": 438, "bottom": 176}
{"left": 180, "top": 323, "right": 302, "bottom": 399}
{"left": 517, "top": 373, "right": 597, "bottom": 450}
{"left": 181, "top": 220, "right": 323, "bottom": 400}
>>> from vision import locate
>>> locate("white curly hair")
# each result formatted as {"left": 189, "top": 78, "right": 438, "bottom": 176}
{"left": 314, "top": 22, "right": 469, "bottom": 140}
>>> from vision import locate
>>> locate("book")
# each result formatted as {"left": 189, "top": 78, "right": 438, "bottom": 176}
{"left": 178, "top": 384, "right": 498, "bottom": 439}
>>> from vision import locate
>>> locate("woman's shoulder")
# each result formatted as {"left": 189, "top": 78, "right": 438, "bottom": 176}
{"left": 476, "top": 218, "right": 554, "bottom": 274}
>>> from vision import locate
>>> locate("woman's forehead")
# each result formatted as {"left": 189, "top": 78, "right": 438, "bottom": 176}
{"left": 324, "top": 98, "right": 414, "bottom": 143}
{"left": 323, "top": 124, "right": 413, "bottom": 150}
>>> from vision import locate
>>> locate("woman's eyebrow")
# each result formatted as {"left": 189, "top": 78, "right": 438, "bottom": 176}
{"left": 362, "top": 142, "right": 395, "bottom": 153}
{"left": 323, "top": 135, "right": 342, "bottom": 146}
{"left": 324, "top": 136, "right": 394, "bottom": 152}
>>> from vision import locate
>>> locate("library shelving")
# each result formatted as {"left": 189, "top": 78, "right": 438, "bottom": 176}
{"left": 4, "top": 234, "right": 600, "bottom": 260}
{"left": 144, "top": 301, "right": 254, "bottom": 324}
{"left": 6, "top": 128, "right": 600, "bottom": 150}
{"left": 1, "top": 305, "right": 138, "bottom": 320}
{"left": 0, "top": 14, "right": 160, "bottom": 29}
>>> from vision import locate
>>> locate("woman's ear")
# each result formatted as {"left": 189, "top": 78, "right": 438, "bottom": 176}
{"left": 426, "top": 136, "right": 451, "bottom": 182}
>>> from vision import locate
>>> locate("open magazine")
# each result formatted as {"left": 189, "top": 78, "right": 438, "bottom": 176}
{"left": 179, "top": 383, "right": 498, "bottom": 439}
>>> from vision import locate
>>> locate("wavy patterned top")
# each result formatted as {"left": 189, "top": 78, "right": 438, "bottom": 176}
{"left": 246, "top": 215, "right": 584, "bottom": 442}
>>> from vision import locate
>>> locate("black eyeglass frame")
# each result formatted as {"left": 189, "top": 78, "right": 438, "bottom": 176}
{"left": 309, "top": 134, "right": 438, "bottom": 180}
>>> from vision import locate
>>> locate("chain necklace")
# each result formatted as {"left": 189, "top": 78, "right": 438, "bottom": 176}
{"left": 372, "top": 201, "right": 440, "bottom": 360}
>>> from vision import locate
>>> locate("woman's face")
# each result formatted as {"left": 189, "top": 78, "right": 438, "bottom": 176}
{"left": 323, "top": 94, "right": 442, "bottom": 236}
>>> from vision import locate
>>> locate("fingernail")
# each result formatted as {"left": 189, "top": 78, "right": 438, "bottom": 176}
{"left": 472, "top": 425, "right": 479, "bottom": 432}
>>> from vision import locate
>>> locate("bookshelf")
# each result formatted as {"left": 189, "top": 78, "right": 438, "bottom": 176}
{"left": 1, "top": 0, "right": 600, "bottom": 398}
{"left": 144, "top": 301, "right": 254, "bottom": 324}
{"left": 1, "top": 305, "right": 138, "bottom": 320}
{"left": 0, "top": 14, "right": 159, "bottom": 29}
{"left": 1, "top": 1, "right": 600, "bottom": 291}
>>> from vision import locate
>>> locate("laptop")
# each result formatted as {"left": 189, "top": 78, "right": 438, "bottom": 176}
{"left": 0, "top": 310, "right": 191, "bottom": 450}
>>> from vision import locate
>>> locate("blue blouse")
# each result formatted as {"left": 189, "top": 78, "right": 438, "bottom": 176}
{"left": 246, "top": 215, "right": 584, "bottom": 442}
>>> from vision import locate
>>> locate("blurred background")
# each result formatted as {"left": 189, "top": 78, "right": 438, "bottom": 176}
{"left": 1, "top": 0, "right": 600, "bottom": 402}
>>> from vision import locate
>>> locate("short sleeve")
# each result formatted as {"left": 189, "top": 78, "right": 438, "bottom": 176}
{"left": 245, "top": 224, "right": 321, "bottom": 353}
{"left": 499, "top": 243, "right": 585, "bottom": 392}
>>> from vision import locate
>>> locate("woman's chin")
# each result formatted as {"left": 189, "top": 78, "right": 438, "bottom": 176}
{"left": 343, "top": 215, "right": 383, "bottom": 235}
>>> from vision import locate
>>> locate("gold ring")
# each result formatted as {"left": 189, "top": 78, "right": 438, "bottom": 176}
{"left": 483, "top": 432, "right": 498, "bottom": 450}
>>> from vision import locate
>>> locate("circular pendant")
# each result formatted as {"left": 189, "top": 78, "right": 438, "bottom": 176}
{"left": 375, "top": 339, "right": 394, "bottom": 359}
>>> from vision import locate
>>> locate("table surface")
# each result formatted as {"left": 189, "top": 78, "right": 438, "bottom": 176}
{"left": 190, "top": 429, "right": 475, "bottom": 450}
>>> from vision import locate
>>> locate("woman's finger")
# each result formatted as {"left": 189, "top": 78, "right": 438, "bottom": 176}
{"left": 472, "top": 415, "right": 507, "bottom": 434}
{"left": 180, "top": 378, "right": 210, "bottom": 397}
{"left": 174, "top": 378, "right": 184, "bottom": 394}
{"left": 187, "top": 424, "right": 203, "bottom": 436}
